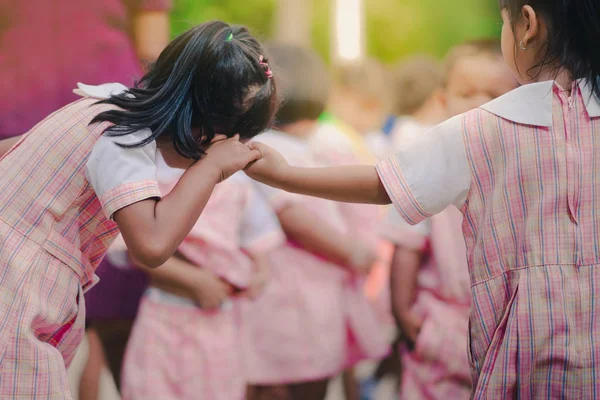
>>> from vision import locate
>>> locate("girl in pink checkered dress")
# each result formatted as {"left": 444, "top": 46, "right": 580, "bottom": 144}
{"left": 247, "top": 1, "right": 600, "bottom": 398}
{"left": 0, "top": 21, "right": 278, "bottom": 398}
{"left": 379, "top": 41, "right": 517, "bottom": 400}
{"left": 120, "top": 156, "right": 284, "bottom": 400}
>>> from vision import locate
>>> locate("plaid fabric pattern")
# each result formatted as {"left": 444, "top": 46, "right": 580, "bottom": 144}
{"left": 0, "top": 98, "right": 160, "bottom": 397}
{"left": 379, "top": 83, "right": 600, "bottom": 399}
{"left": 122, "top": 297, "right": 245, "bottom": 400}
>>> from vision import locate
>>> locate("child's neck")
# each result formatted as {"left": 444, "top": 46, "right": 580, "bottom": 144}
{"left": 537, "top": 69, "right": 574, "bottom": 95}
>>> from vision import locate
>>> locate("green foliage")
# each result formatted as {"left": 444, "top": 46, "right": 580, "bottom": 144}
{"left": 170, "top": 0, "right": 276, "bottom": 41}
{"left": 170, "top": 0, "right": 501, "bottom": 62}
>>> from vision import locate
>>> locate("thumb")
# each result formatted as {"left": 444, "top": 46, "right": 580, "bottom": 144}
{"left": 248, "top": 141, "right": 271, "bottom": 157}
{"left": 230, "top": 134, "right": 241, "bottom": 142}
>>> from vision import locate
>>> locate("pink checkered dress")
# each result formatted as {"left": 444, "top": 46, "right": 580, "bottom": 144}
{"left": 377, "top": 81, "right": 600, "bottom": 398}
{"left": 0, "top": 98, "right": 160, "bottom": 397}
{"left": 122, "top": 168, "right": 284, "bottom": 400}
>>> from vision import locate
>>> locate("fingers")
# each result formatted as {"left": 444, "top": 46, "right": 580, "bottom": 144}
{"left": 248, "top": 141, "right": 267, "bottom": 151}
{"left": 248, "top": 148, "right": 263, "bottom": 161}
{"left": 210, "top": 134, "right": 229, "bottom": 144}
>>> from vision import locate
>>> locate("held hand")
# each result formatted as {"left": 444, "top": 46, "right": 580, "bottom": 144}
{"left": 244, "top": 142, "right": 290, "bottom": 186}
{"left": 203, "top": 135, "right": 262, "bottom": 182}
{"left": 347, "top": 243, "right": 378, "bottom": 275}
{"left": 191, "top": 269, "right": 233, "bottom": 310}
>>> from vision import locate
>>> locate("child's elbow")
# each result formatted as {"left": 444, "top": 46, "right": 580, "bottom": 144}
{"left": 128, "top": 242, "right": 171, "bottom": 269}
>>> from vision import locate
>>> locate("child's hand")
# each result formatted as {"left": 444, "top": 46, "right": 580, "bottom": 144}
{"left": 241, "top": 262, "right": 269, "bottom": 300}
{"left": 191, "top": 269, "right": 233, "bottom": 310}
{"left": 398, "top": 312, "right": 423, "bottom": 347}
{"left": 244, "top": 142, "right": 289, "bottom": 186}
{"left": 203, "top": 135, "right": 262, "bottom": 182}
{"left": 347, "top": 243, "right": 378, "bottom": 275}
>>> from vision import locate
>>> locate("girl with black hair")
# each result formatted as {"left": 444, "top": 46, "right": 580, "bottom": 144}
{"left": 247, "top": 1, "right": 600, "bottom": 397}
{"left": 0, "top": 20, "right": 277, "bottom": 398}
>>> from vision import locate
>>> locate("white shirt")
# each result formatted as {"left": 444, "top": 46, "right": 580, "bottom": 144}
{"left": 383, "top": 80, "right": 600, "bottom": 219}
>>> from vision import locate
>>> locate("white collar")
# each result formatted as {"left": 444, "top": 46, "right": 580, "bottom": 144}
{"left": 73, "top": 82, "right": 129, "bottom": 99}
{"left": 479, "top": 80, "right": 600, "bottom": 127}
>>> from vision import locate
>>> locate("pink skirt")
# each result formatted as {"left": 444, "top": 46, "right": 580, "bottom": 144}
{"left": 399, "top": 291, "right": 471, "bottom": 399}
{"left": 122, "top": 294, "right": 244, "bottom": 400}
{"left": 241, "top": 246, "right": 389, "bottom": 384}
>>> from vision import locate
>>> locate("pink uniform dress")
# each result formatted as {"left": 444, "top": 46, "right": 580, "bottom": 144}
{"left": 381, "top": 206, "right": 471, "bottom": 399}
{"left": 0, "top": 83, "right": 162, "bottom": 398}
{"left": 121, "top": 159, "right": 285, "bottom": 400}
{"left": 376, "top": 80, "right": 600, "bottom": 398}
{"left": 242, "top": 130, "right": 388, "bottom": 385}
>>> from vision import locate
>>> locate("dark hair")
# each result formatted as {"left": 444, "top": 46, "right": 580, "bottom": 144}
{"left": 265, "top": 43, "right": 330, "bottom": 126}
{"left": 499, "top": 0, "right": 600, "bottom": 99}
{"left": 91, "top": 21, "right": 278, "bottom": 160}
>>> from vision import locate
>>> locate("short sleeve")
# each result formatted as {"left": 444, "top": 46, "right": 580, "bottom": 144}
{"left": 376, "top": 115, "right": 471, "bottom": 225}
{"left": 379, "top": 207, "right": 431, "bottom": 250}
{"left": 86, "top": 129, "right": 161, "bottom": 219}
{"left": 239, "top": 186, "right": 285, "bottom": 256}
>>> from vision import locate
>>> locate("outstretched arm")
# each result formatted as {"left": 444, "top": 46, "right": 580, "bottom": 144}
{"left": 246, "top": 115, "right": 471, "bottom": 225}
{"left": 246, "top": 143, "right": 390, "bottom": 205}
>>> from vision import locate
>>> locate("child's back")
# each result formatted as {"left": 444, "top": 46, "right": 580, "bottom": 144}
{"left": 460, "top": 81, "right": 600, "bottom": 396}
{"left": 378, "top": 79, "right": 600, "bottom": 398}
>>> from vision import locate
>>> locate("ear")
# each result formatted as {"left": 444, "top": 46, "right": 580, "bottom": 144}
{"left": 520, "top": 5, "right": 539, "bottom": 48}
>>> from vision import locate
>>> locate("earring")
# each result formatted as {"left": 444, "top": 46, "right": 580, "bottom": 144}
{"left": 519, "top": 40, "right": 528, "bottom": 51}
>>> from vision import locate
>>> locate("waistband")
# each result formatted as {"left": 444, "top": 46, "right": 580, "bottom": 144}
{"left": 144, "top": 287, "right": 233, "bottom": 310}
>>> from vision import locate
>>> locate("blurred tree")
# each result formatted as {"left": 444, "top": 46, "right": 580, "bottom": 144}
{"left": 171, "top": 0, "right": 501, "bottom": 62}
{"left": 170, "top": 0, "right": 276, "bottom": 40}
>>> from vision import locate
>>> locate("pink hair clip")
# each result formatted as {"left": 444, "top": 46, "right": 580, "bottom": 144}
{"left": 259, "top": 55, "right": 274, "bottom": 79}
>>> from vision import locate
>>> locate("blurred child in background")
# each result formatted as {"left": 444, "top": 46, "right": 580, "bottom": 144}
{"left": 389, "top": 55, "right": 446, "bottom": 150}
{"left": 380, "top": 39, "right": 518, "bottom": 400}
{"left": 243, "top": 43, "right": 388, "bottom": 400}
{"left": 310, "top": 60, "right": 396, "bottom": 400}
{"left": 316, "top": 59, "right": 393, "bottom": 161}
{"left": 121, "top": 155, "right": 284, "bottom": 400}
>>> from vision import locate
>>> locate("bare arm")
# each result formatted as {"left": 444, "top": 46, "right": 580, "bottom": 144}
{"left": 246, "top": 143, "right": 391, "bottom": 205}
{"left": 277, "top": 203, "right": 375, "bottom": 272}
{"left": 390, "top": 245, "right": 423, "bottom": 344}
{"left": 0, "top": 135, "right": 22, "bottom": 157}
{"left": 278, "top": 204, "right": 353, "bottom": 267}
{"left": 115, "top": 161, "right": 218, "bottom": 268}
{"left": 136, "top": 253, "right": 202, "bottom": 294}
{"left": 137, "top": 254, "right": 232, "bottom": 309}
{"left": 281, "top": 165, "right": 390, "bottom": 205}
{"left": 114, "top": 138, "right": 260, "bottom": 268}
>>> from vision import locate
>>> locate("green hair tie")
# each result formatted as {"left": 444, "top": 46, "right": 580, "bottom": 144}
{"left": 226, "top": 32, "right": 233, "bottom": 42}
